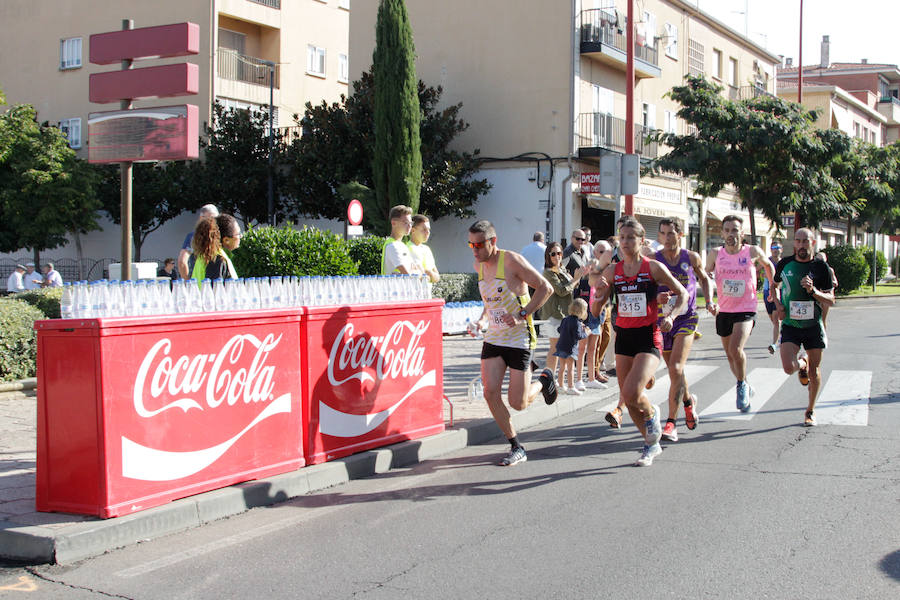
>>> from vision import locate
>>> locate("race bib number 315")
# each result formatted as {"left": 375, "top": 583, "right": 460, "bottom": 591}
{"left": 618, "top": 293, "right": 647, "bottom": 318}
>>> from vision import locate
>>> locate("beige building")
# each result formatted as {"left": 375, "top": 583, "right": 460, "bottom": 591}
{"left": 0, "top": 0, "right": 349, "bottom": 265}
{"left": 351, "top": 0, "right": 782, "bottom": 271}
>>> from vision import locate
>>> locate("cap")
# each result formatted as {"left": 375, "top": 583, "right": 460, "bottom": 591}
{"left": 15, "top": 264, "right": 27, "bottom": 270}
{"left": 25, "top": 262, "right": 35, "bottom": 267}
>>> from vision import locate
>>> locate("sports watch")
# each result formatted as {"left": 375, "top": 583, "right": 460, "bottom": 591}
{"left": 518, "top": 308, "right": 528, "bottom": 319}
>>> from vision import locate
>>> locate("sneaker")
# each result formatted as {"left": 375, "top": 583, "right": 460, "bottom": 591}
{"left": 538, "top": 369, "right": 558, "bottom": 405}
{"left": 693, "top": 330, "right": 703, "bottom": 340}
{"left": 634, "top": 443, "right": 662, "bottom": 467}
{"left": 644, "top": 409, "right": 662, "bottom": 445}
{"left": 683, "top": 394, "right": 699, "bottom": 430}
{"left": 661, "top": 420, "right": 678, "bottom": 442}
{"left": 736, "top": 381, "right": 751, "bottom": 413}
{"left": 606, "top": 368, "right": 617, "bottom": 377}
{"left": 585, "top": 379, "right": 608, "bottom": 390}
{"left": 566, "top": 386, "right": 582, "bottom": 396}
{"left": 575, "top": 380, "right": 586, "bottom": 392}
{"left": 594, "top": 372, "right": 610, "bottom": 383}
{"left": 767, "top": 343, "right": 777, "bottom": 355}
{"left": 605, "top": 406, "right": 623, "bottom": 429}
{"left": 797, "top": 353, "right": 809, "bottom": 386}
{"left": 804, "top": 410, "right": 816, "bottom": 427}
{"left": 500, "top": 446, "right": 527, "bottom": 466}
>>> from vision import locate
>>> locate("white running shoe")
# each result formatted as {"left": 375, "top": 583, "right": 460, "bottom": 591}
{"left": 566, "top": 386, "right": 582, "bottom": 395}
{"left": 575, "top": 380, "right": 586, "bottom": 392}
{"left": 585, "top": 380, "right": 608, "bottom": 389}
{"left": 635, "top": 443, "right": 662, "bottom": 467}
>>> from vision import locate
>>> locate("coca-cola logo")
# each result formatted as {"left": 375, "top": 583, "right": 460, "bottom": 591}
{"left": 122, "top": 333, "right": 292, "bottom": 482}
{"left": 321, "top": 320, "right": 435, "bottom": 438}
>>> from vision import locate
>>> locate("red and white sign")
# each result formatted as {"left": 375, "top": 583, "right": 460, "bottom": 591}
{"left": 347, "top": 199, "right": 364, "bottom": 226}
{"left": 581, "top": 172, "right": 602, "bottom": 194}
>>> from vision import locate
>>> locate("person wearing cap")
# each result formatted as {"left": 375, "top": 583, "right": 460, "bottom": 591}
{"left": 6, "top": 264, "right": 25, "bottom": 293}
{"left": 23, "top": 263, "right": 43, "bottom": 290}
{"left": 763, "top": 241, "right": 784, "bottom": 354}
{"left": 178, "top": 204, "right": 219, "bottom": 279}
{"left": 41, "top": 263, "right": 63, "bottom": 288}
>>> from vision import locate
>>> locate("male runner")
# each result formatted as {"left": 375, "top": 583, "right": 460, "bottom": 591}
{"left": 763, "top": 241, "right": 784, "bottom": 354}
{"left": 705, "top": 215, "right": 775, "bottom": 412}
{"left": 773, "top": 229, "right": 835, "bottom": 426}
{"left": 655, "top": 218, "right": 712, "bottom": 442}
{"left": 469, "top": 220, "right": 555, "bottom": 466}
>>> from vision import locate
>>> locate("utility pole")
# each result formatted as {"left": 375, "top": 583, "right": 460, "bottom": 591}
{"left": 624, "top": 0, "right": 635, "bottom": 216}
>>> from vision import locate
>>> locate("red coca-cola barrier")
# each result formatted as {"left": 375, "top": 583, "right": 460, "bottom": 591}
{"left": 302, "top": 300, "right": 445, "bottom": 464}
{"left": 35, "top": 310, "right": 305, "bottom": 518}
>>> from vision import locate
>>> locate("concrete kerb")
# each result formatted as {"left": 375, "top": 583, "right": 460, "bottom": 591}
{"left": 0, "top": 385, "right": 619, "bottom": 565}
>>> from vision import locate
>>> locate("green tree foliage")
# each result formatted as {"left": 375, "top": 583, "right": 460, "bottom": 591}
{"left": 823, "top": 244, "right": 868, "bottom": 294}
{"left": 283, "top": 69, "right": 489, "bottom": 233}
{"left": 0, "top": 298, "right": 44, "bottom": 382}
{"left": 347, "top": 235, "right": 386, "bottom": 275}
{"left": 373, "top": 0, "right": 422, "bottom": 216}
{"left": 231, "top": 225, "right": 359, "bottom": 277}
{"left": 860, "top": 247, "right": 888, "bottom": 285}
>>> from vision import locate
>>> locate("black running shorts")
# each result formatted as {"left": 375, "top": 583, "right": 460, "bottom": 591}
{"left": 481, "top": 342, "right": 534, "bottom": 372}
{"left": 614, "top": 325, "right": 662, "bottom": 359}
{"left": 780, "top": 322, "right": 827, "bottom": 350}
{"left": 716, "top": 311, "right": 756, "bottom": 337}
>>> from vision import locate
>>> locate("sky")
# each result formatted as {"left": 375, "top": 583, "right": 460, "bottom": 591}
{"left": 695, "top": 0, "right": 900, "bottom": 67}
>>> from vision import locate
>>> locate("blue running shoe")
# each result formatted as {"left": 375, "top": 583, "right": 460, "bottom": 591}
{"left": 644, "top": 409, "right": 662, "bottom": 445}
{"left": 736, "top": 381, "right": 751, "bottom": 413}
{"left": 635, "top": 443, "right": 662, "bottom": 467}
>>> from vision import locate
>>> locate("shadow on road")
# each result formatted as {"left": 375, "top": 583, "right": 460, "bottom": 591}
{"left": 879, "top": 549, "right": 900, "bottom": 582}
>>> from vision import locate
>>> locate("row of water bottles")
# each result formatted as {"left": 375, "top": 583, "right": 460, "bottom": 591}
{"left": 59, "top": 275, "right": 432, "bottom": 319}
{"left": 441, "top": 301, "right": 485, "bottom": 335}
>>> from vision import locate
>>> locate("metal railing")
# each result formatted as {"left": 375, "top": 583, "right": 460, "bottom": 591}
{"left": 1, "top": 257, "right": 171, "bottom": 286}
{"left": 247, "top": 0, "right": 280, "bottom": 8}
{"left": 278, "top": 125, "right": 303, "bottom": 142}
{"left": 577, "top": 113, "right": 658, "bottom": 158}
{"left": 729, "top": 85, "right": 774, "bottom": 102}
{"left": 579, "top": 9, "right": 659, "bottom": 67}
{"left": 216, "top": 47, "right": 279, "bottom": 88}
{"left": 879, "top": 95, "right": 900, "bottom": 106}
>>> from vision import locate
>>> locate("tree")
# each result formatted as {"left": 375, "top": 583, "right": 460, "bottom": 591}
{"left": 372, "top": 0, "right": 422, "bottom": 216}
{"left": 283, "top": 70, "right": 489, "bottom": 233}
{"left": 56, "top": 156, "right": 103, "bottom": 279}
{"left": 649, "top": 77, "right": 860, "bottom": 243}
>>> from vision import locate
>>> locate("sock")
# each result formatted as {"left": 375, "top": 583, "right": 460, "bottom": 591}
{"left": 508, "top": 436, "right": 521, "bottom": 449}
{"left": 666, "top": 418, "right": 676, "bottom": 424}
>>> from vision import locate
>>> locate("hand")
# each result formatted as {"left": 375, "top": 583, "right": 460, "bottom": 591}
{"left": 501, "top": 312, "right": 519, "bottom": 327}
{"left": 707, "top": 302, "right": 719, "bottom": 316}
{"left": 775, "top": 305, "right": 786, "bottom": 321}
{"left": 656, "top": 291, "right": 672, "bottom": 306}
{"left": 660, "top": 315, "right": 674, "bottom": 332}
{"left": 801, "top": 275, "right": 814, "bottom": 293}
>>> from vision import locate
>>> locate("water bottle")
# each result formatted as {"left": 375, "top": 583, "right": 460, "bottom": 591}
{"left": 60, "top": 283, "right": 74, "bottom": 319}
{"left": 121, "top": 280, "right": 136, "bottom": 316}
{"left": 158, "top": 280, "right": 174, "bottom": 315}
{"left": 201, "top": 279, "right": 215, "bottom": 312}
{"left": 106, "top": 281, "right": 122, "bottom": 317}
{"left": 467, "top": 377, "right": 484, "bottom": 403}
{"left": 186, "top": 279, "right": 202, "bottom": 312}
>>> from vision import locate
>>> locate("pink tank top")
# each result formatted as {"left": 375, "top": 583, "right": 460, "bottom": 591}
{"left": 715, "top": 245, "right": 757, "bottom": 313}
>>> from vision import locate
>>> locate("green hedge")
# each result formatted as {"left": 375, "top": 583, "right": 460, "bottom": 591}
{"left": 348, "top": 235, "right": 386, "bottom": 276}
{"left": 824, "top": 245, "right": 868, "bottom": 294}
{"left": 0, "top": 298, "right": 45, "bottom": 382}
{"left": 12, "top": 287, "right": 63, "bottom": 319}
{"left": 231, "top": 225, "right": 359, "bottom": 277}
{"left": 860, "top": 247, "right": 888, "bottom": 285}
{"left": 431, "top": 273, "right": 479, "bottom": 302}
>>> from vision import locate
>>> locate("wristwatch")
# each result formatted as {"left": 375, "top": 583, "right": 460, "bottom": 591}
{"left": 518, "top": 308, "right": 528, "bottom": 319}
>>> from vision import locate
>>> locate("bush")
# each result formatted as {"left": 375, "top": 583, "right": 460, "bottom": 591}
{"left": 824, "top": 245, "right": 868, "bottom": 294}
{"left": 231, "top": 225, "right": 359, "bottom": 277}
{"left": 0, "top": 298, "right": 44, "bottom": 382}
{"left": 12, "top": 287, "right": 63, "bottom": 319}
{"left": 860, "top": 247, "right": 888, "bottom": 285}
{"left": 431, "top": 272, "right": 479, "bottom": 302}
{"left": 348, "top": 235, "right": 386, "bottom": 275}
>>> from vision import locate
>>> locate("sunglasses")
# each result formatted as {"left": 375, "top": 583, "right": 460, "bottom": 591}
{"left": 574, "top": 237, "right": 586, "bottom": 241}
{"left": 468, "top": 237, "right": 494, "bottom": 249}
{"left": 550, "top": 251, "right": 562, "bottom": 256}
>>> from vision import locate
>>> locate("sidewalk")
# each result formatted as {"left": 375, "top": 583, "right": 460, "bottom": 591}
{"left": 0, "top": 334, "right": 619, "bottom": 565}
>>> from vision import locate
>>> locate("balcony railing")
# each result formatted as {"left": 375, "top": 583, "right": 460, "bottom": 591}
{"left": 248, "top": 0, "right": 280, "bottom": 8}
{"left": 579, "top": 9, "right": 659, "bottom": 67}
{"left": 577, "top": 112, "right": 658, "bottom": 159}
{"left": 216, "top": 47, "right": 280, "bottom": 88}
{"left": 879, "top": 95, "right": 900, "bottom": 106}
{"left": 278, "top": 125, "right": 303, "bottom": 142}
{"left": 729, "top": 85, "right": 774, "bottom": 102}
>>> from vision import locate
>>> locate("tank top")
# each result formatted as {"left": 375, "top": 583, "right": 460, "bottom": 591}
{"left": 613, "top": 257, "right": 658, "bottom": 329}
{"left": 655, "top": 249, "right": 696, "bottom": 317}
{"left": 715, "top": 245, "right": 757, "bottom": 313}
{"left": 478, "top": 250, "right": 536, "bottom": 350}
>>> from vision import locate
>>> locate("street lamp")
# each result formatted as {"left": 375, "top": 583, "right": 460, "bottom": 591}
{"left": 260, "top": 59, "right": 276, "bottom": 226}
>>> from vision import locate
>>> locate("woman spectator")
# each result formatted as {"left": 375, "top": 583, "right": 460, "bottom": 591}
{"left": 191, "top": 214, "right": 241, "bottom": 283}
{"left": 540, "top": 242, "right": 589, "bottom": 388}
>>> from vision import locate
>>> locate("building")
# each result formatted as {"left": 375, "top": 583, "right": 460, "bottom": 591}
{"left": 0, "top": 0, "right": 349, "bottom": 269}
{"left": 350, "top": 0, "right": 782, "bottom": 272}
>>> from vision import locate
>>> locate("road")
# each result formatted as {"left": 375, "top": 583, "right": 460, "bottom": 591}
{"left": 2, "top": 297, "right": 899, "bottom": 599}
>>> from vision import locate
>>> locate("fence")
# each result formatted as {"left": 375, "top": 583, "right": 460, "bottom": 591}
{"left": 2, "top": 258, "right": 165, "bottom": 290}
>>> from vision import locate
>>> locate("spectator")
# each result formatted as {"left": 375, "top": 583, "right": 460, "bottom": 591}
{"left": 540, "top": 242, "right": 588, "bottom": 387}
{"left": 158, "top": 258, "right": 179, "bottom": 281}
{"left": 191, "top": 214, "right": 241, "bottom": 282}
{"left": 581, "top": 225, "right": 595, "bottom": 256}
{"left": 381, "top": 205, "right": 423, "bottom": 275}
{"left": 407, "top": 214, "right": 440, "bottom": 285}
{"left": 23, "top": 263, "right": 43, "bottom": 290}
{"left": 6, "top": 264, "right": 25, "bottom": 293}
{"left": 178, "top": 204, "right": 219, "bottom": 279}
{"left": 41, "top": 263, "right": 63, "bottom": 287}
{"left": 520, "top": 231, "right": 547, "bottom": 274}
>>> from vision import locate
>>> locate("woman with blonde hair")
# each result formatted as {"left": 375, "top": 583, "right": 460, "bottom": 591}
{"left": 191, "top": 214, "right": 241, "bottom": 282}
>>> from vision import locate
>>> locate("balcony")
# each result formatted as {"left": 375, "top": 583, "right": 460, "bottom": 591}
{"left": 728, "top": 85, "right": 775, "bottom": 102}
{"left": 579, "top": 9, "right": 661, "bottom": 79}
{"left": 247, "top": 0, "right": 280, "bottom": 7}
{"left": 217, "top": 47, "right": 279, "bottom": 88}
{"left": 577, "top": 112, "right": 658, "bottom": 159}
{"left": 877, "top": 95, "right": 900, "bottom": 124}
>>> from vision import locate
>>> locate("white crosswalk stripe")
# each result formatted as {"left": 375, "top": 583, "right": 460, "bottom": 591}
{"left": 699, "top": 368, "right": 790, "bottom": 421}
{"left": 595, "top": 364, "right": 718, "bottom": 415}
{"left": 813, "top": 370, "right": 871, "bottom": 426}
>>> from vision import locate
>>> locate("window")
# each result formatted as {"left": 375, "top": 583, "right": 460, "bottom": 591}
{"left": 664, "top": 110, "right": 677, "bottom": 134}
{"left": 307, "top": 45, "right": 326, "bottom": 76}
{"left": 219, "top": 28, "right": 246, "bottom": 53}
{"left": 853, "top": 122, "right": 861, "bottom": 138}
{"left": 338, "top": 53, "right": 349, "bottom": 83}
{"left": 728, "top": 58, "right": 738, "bottom": 87}
{"left": 712, "top": 49, "right": 723, "bottom": 80}
{"left": 664, "top": 23, "right": 678, "bottom": 60}
{"left": 688, "top": 40, "right": 704, "bottom": 77}
{"left": 642, "top": 103, "right": 656, "bottom": 129}
{"left": 217, "top": 97, "right": 279, "bottom": 128}
{"left": 59, "top": 118, "right": 81, "bottom": 149}
{"left": 60, "top": 37, "right": 82, "bottom": 69}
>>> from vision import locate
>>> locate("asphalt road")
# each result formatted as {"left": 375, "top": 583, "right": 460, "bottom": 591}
{"left": 3, "top": 297, "right": 899, "bottom": 599}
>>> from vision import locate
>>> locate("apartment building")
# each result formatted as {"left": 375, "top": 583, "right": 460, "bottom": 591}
{"left": 350, "top": 0, "right": 781, "bottom": 271}
{"left": 0, "top": 0, "right": 349, "bottom": 262}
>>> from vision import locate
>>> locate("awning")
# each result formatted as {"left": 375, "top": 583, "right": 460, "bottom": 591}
{"left": 585, "top": 195, "right": 616, "bottom": 211}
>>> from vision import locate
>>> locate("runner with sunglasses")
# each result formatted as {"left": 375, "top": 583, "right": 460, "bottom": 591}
{"left": 468, "top": 220, "right": 555, "bottom": 466}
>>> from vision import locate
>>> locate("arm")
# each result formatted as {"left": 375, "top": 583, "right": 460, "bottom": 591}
{"left": 502, "top": 252, "right": 552, "bottom": 326}
{"left": 751, "top": 245, "right": 776, "bottom": 300}
{"left": 544, "top": 268, "right": 580, "bottom": 297}
{"left": 650, "top": 260, "right": 687, "bottom": 332}
{"left": 177, "top": 248, "right": 191, "bottom": 279}
{"left": 589, "top": 264, "right": 615, "bottom": 318}
{"left": 804, "top": 261, "right": 836, "bottom": 309}
{"left": 689, "top": 251, "right": 714, "bottom": 314}
{"left": 704, "top": 248, "right": 720, "bottom": 315}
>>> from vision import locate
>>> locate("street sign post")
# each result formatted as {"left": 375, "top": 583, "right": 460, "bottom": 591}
{"left": 345, "top": 199, "right": 364, "bottom": 238}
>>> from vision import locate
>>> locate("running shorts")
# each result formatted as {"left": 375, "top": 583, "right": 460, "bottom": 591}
{"left": 716, "top": 311, "right": 756, "bottom": 337}
{"left": 481, "top": 342, "right": 534, "bottom": 372}
{"left": 780, "top": 322, "right": 827, "bottom": 350}
{"left": 660, "top": 313, "right": 700, "bottom": 352}
{"left": 614, "top": 325, "right": 662, "bottom": 359}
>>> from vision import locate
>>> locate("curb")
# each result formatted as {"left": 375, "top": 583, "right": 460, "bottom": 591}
{"left": 0, "top": 386, "right": 618, "bottom": 565}
{"left": 0, "top": 378, "right": 36, "bottom": 394}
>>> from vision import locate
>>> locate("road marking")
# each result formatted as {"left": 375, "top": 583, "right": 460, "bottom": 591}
{"left": 595, "top": 364, "right": 719, "bottom": 415}
{"left": 814, "top": 370, "right": 871, "bottom": 426}
{"left": 0, "top": 576, "right": 38, "bottom": 592}
{"left": 699, "top": 368, "right": 789, "bottom": 421}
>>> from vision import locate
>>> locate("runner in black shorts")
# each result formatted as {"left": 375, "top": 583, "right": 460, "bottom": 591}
{"left": 763, "top": 242, "right": 783, "bottom": 354}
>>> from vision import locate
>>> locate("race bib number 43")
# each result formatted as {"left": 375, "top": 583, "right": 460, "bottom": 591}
{"left": 789, "top": 300, "right": 814, "bottom": 320}
{"left": 722, "top": 279, "right": 746, "bottom": 298}
{"left": 618, "top": 293, "right": 647, "bottom": 318}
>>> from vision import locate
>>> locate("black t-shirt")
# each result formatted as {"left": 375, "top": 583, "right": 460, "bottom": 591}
{"left": 563, "top": 248, "right": 591, "bottom": 300}
{"left": 774, "top": 255, "right": 833, "bottom": 327}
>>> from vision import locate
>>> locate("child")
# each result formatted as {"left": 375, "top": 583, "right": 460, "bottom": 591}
{"left": 554, "top": 298, "right": 589, "bottom": 395}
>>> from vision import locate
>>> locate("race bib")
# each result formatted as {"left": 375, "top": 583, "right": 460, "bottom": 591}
{"left": 488, "top": 308, "right": 507, "bottom": 327}
{"left": 722, "top": 279, "right": 746, "bottom": 298}
{"left": 618, "top": 293, "right": 647, "bottom": 318}
{"left": 789, "top": 300, "right": 814, "bottom": 320}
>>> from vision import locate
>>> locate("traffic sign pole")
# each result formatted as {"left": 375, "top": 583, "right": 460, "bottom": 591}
{"left": 120, "top": 19, "right": 134, "bottom": 281}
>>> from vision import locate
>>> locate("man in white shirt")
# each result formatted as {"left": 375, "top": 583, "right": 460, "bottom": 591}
{"left": 407, "top": 214, "right": 440, "bottom": 284}
{"left": 381, "top": 205, "right": 423, "bottom": 275}
{"left": 23, "top": 263, "right": 43, "bottom": 290}
{"left": 41, "top": 263, "right": 63, "bottom": 287}
{"left": 520, "top": 231, "right": 547, "bottom": 274}
{"left": 6, "top": 264, "right": 25, "bottom": 293}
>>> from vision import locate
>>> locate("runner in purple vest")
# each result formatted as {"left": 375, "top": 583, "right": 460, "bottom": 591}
{"left": 654, "top": 218, "right": 713, "bottom": 442}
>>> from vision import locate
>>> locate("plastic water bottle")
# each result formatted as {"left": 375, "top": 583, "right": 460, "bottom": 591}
{"left": 467, "top": 377, "right": 484, "bottom": 403}
{"left": 60, "top": 283, "right": 74, "bottom": 319}
{"left": 200, "top": 279, "right": 215, "bottom": 312}
{"left": 186, "top": 279, "right": 202, "bottom": 312}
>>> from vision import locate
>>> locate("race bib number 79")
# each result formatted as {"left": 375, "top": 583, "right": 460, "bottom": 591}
{"left": 722, "top": 279, "right": 746, "bottom": 298}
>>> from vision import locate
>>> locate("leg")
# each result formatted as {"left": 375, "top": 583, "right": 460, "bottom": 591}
{"left": 768, "top": 311, "right": 780, "bottom": 347}
{"left": 805, "top": 348, "right": 824, "bottom": 413}
{"left": 546, "top": 338, "right": 559, "bottom": 374}
{"left": 664, "top": 332, "right": 695, "bottom": 421}
{"left": 574, "top": 337, "right": 588, "bottom": 388}
{"left": 598, "top": 309, "right": 613, "bottom": 370}
{"left": 562, "top": 358, "right": 573, "bottom": 391}
{"left": 507, "top": 366, "right": 543, "bottom": 411}
{"left": 585, "top": 334, "right": 599, "bottom": 381}
{"left": 724, "top": 320, "right": 754, "bottom": 381}
{"left": 481, "top": 357, "right": 514, "bottom": 438}
{"left": 619, "top": 353, "right": 660, "bottom": 437}
{"left": 779, "top": 341, "right": 803, "bottom": 375}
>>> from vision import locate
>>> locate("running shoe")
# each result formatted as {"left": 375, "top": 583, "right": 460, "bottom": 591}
{"left": 634, "top": 443, "right": 662, "bottom": 467}
{"left": 804, "top": 410, "right": 816, "bottom": 427}
{"left": 605, "top": 406, "right": 623, "bottom": 428}
{"left": 736, "top": 381, "right": 751, "bottom": 413}
{"left": 683, "top": 394, "right": 699, "bottom": 430}
{"left": 661, "top": 420, "right": 678, "bottom": 442}
{"left": 693, "top": 330, "right": 703, "bottom": 340}
{"left": 798, "top": 353, "right": 809, "bottom": 386}
{"left": 644, "top": 409, "right": 662, "bottom": 445}
{"left": 585, "top": 380, "right": 608, "bottom": 390}
{"left": 500, "top": 446, "right": 527, "bottom": 466}
{"left": 575, "top": 380, "right": 586, "bottom": 392}
{"left": 767, "top": 343, "right": 778, "bottom": 355}
{"left": 538, "top": 369, "right": 558, "bottom": 405}
{"left": 566, "top": 386, "right": 582, "bottom": 396}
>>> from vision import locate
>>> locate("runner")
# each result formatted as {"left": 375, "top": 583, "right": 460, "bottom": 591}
{"left": 705, "top": 215, "right": 775, "bottom": 413}
{"left": 591, "top": 217, "right": 687, "bottom": 466}
{"left": 468, "top": 220, "right": 555, "bottom": 466}
{"left": 773, "top": 229, "right": 835, "bottom": 426}
{"left": 763, "top": 241, "right": 784, "bottom": 354}
{"left": 654, "top": 218, "right": 713, "bottom": 442}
